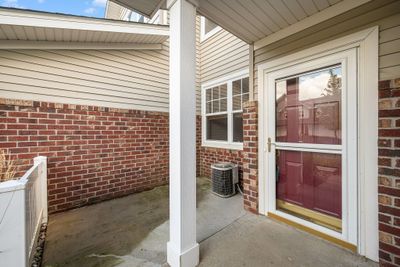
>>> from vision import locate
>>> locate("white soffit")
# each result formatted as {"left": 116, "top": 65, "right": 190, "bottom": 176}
{"left": 110, "top": 0, "right": 165, "bottom": 18}
{"left": 111, "top": 0, "right": 377, "bottom": 48}
{"left": 0, "top": 7, "right": 169, "bottom": 49}
{"left": 105, "top": 0, "right": 126, "bottom": 20}
{"left": 198, "top": 0, "right": 374, "bottom": 46}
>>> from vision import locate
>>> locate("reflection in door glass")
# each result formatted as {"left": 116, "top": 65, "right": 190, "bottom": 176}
{"left": 276, "top": 66, "right": 342, "bottom": 145}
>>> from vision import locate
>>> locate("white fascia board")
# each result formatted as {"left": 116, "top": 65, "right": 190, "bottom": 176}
{"left": 104, "top": 0, "right": 112, "bottom": 19}
{"left": 0, "top": 40, "right": 163, "bottom": 50}
{"left": 254, "top": 0, "right": 373, "bottom": 50}
{"left": 0, "top": 8, "right": 169, "bottom": 37}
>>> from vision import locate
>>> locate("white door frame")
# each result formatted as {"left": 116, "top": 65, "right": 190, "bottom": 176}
{"left": 265, "top": 49, "right": 358, "bottom": 245}
{"left": 257, "top": 27, "right": 379, "bottom": 261}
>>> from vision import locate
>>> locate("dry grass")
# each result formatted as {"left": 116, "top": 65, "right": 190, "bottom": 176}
{"left": 0, "top": 149, "right": 16, "bottom": 182}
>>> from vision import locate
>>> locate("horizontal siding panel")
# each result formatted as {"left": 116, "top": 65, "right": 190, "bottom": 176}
{"left": 201, "top": 34, "right": 245, "bottom": 60}
{"left": 380, "top": 52, "right": 400, "bottom": 68}
{"left": 200, "top": 31, "right": 249, "bottom": 83}
{"left": 0, "top": 50, "right": 168, "bottom": 89}
{"left": 200, "top": 30, "right": 235, "bottom": 50}
{"left": 202, "top": 58, "right": 249, "bottom": 82}
{"left": 0, "top": 73, "right": 168, "bottom": 104}
{"left": 201, "top": 47, "right": 248, "bottom": 72}
{"left": 380, "top": 65, "right": 400, "bottom": 81}
{"left": 200, "top": 32, "right": 233, "bottom": 50}
{"left": 19, "top": 50, "right": 169, "bottom": 85}
{"left": 86, "top": 50, "right": 169, "bottom": 72}
{"left": 140, "top": 48, "right": 169, "bottom": 61}
{"left": 0, "top": 84, "right": 168, "bottom": 110}
{"left": 0, "top": 58, "right": 169, "bottom": 96}
{"left": 0, "top": 65, "right": 168, "bottom": 98}
{"left": 0, "top": 46, "right": 170, "bottom": 112}
{"left": 201, "top": 58, "right": 249, "bottom": 82}
{"left": 201, "top": 41, "right": 248, "bottom": 66}
{"left": 64, "top": 50, "right": 169, "bottom": 80}
{"left": 380, "top": 38, "right": 400, "bottom": 56}
{"left": 380, "top": 25, "right": 400, "bottom": 43}
{"left": 0, "top": 57, "right": 168, "bottom": 93}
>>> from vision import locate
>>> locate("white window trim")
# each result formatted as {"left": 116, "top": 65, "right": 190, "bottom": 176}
{"left": 200, "top": 16, "right": 222, "bottom": 42}
{"left": 257, "top": 27, "right": 379, "bottom": 261}
{"left": 201, "top": 69, "right": 249, "bottom": 150}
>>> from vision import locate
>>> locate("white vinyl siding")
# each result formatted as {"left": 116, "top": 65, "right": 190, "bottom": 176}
{"left": 199, "top": 25, "right": 249, "bottom": 113}
{"left": 253, "top": 0, "right": 400, "bottom": 100}
{"left": 0, "top": 43, "right": 170, "bottom": 112}
{"left": 200, "top": 30, "right": 249, "bottom": 82}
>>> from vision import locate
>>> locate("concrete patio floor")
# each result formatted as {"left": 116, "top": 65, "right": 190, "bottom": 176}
{"left": 42, "top": 177, "right": 245, "bottom": 267}
{"left": 199, "top": 214, "right": 377, "bottom": 267}
{"left": 43, "top": 177, "right": 377, "bottom": 267}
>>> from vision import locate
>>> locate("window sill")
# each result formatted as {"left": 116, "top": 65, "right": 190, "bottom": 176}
{"left": 201, "top": 141, "right": 243, "bottom": 150}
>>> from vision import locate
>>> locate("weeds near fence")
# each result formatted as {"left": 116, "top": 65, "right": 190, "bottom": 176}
{"left": 0, "top": 149, "right": 16, "bottom": 182}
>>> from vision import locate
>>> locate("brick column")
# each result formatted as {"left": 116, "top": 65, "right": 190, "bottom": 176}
{"left": 242, "top": 100, "right": 258, "bottom": 213}
{"left": 196, "top": 115, "right": 201, "bottom": 177}
{"left": 378, "top": 78, "right": 400, "bottom": 266}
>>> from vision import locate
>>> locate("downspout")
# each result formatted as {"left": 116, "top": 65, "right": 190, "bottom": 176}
{"left": 249, "top": 44, "right": 255, "bottom": 101}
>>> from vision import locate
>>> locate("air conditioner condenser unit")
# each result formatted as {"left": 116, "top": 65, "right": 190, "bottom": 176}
{"left": 211, "top": 162, "right": 238, "bottom": 198}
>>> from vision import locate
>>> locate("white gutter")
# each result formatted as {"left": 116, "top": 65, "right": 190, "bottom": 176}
{"left": 0, "top": 40, "right": 163, "bottom": 50}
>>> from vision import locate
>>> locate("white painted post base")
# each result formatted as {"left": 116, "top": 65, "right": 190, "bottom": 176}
{"left": 167, "top": 242, "right": 199, "bottom": 267}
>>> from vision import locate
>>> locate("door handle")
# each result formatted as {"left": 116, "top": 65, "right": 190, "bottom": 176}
{"left": 267, "top": 137, "right": 273, "bottom": 152}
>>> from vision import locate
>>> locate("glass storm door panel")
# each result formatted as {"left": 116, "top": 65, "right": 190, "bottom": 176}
{"left": 275, "top": 65, "right": 344, "bottom": 232}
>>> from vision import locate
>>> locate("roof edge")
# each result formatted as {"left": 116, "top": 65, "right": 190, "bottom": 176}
{"left": 0, "top": 40, "right": 164, "bottom": 50}
{"left": 0, "top": 6, "right": 169, "bottom": 34}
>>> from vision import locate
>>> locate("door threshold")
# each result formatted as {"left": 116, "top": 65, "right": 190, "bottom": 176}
{"left": 267, "top": 212, "right": 357, "bottom": 253}
{"left": 276, "top": 200, "right": 342, "bottom": 232}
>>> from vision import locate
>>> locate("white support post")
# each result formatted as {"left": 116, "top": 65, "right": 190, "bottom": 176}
{"left": 167, "top": 0, "right": 199, "bottom": 267}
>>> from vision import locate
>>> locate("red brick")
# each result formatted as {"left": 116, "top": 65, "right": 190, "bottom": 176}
{"left": 1, "top": 97, "right": 169, "bottom": 215}
{"left": 380, "top": 242, "right": 400, "bottom": 256}
{"left": 380, "top": 109, "right": 400, "bottom": 117}
{"left": 8, "top": 112, "right": 29, "bottom": 117}
{"left": 0, "top": 130, "right": 17, "bottom": 135}
{"left": 380, "top": 129, "right": 400, "bottom": 137}
{"left": 380, "top": 250, "right": 393, "bottom": 262}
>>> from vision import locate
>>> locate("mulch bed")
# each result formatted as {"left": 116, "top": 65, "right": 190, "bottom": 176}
{"left": 31, "top": 223, "right": 47, "bottom": 267}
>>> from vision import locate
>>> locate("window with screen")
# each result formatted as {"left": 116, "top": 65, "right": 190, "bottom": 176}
{"left": 202, "top": 75, "right": 249, "bottom": 149}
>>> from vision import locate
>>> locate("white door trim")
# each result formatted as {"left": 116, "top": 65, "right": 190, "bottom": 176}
{"left": 265, "top": 49, "right": 358, "bottom": 245}
{"left": 257, "top": 27, "right": 379, "bottom": 261}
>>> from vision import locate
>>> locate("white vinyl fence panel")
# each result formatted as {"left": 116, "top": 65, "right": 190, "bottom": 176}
{"left": 0, "top": 156, "right": 47, "bottom": 267}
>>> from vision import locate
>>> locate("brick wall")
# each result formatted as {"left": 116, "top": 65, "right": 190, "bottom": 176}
{"left": 0, "top": 98, "right": 169, "bottom": 214}
{"left": 242, "top": 101, "right": 258, "bottom": 213}
{"left": 195, "top": 101, "right": 258, "bottom": 213}
{"left": 196, "top": 115, "right": 244, "bottom": 179}
{"left": 378, "top": 78, "right": 400, "bottom": 266}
